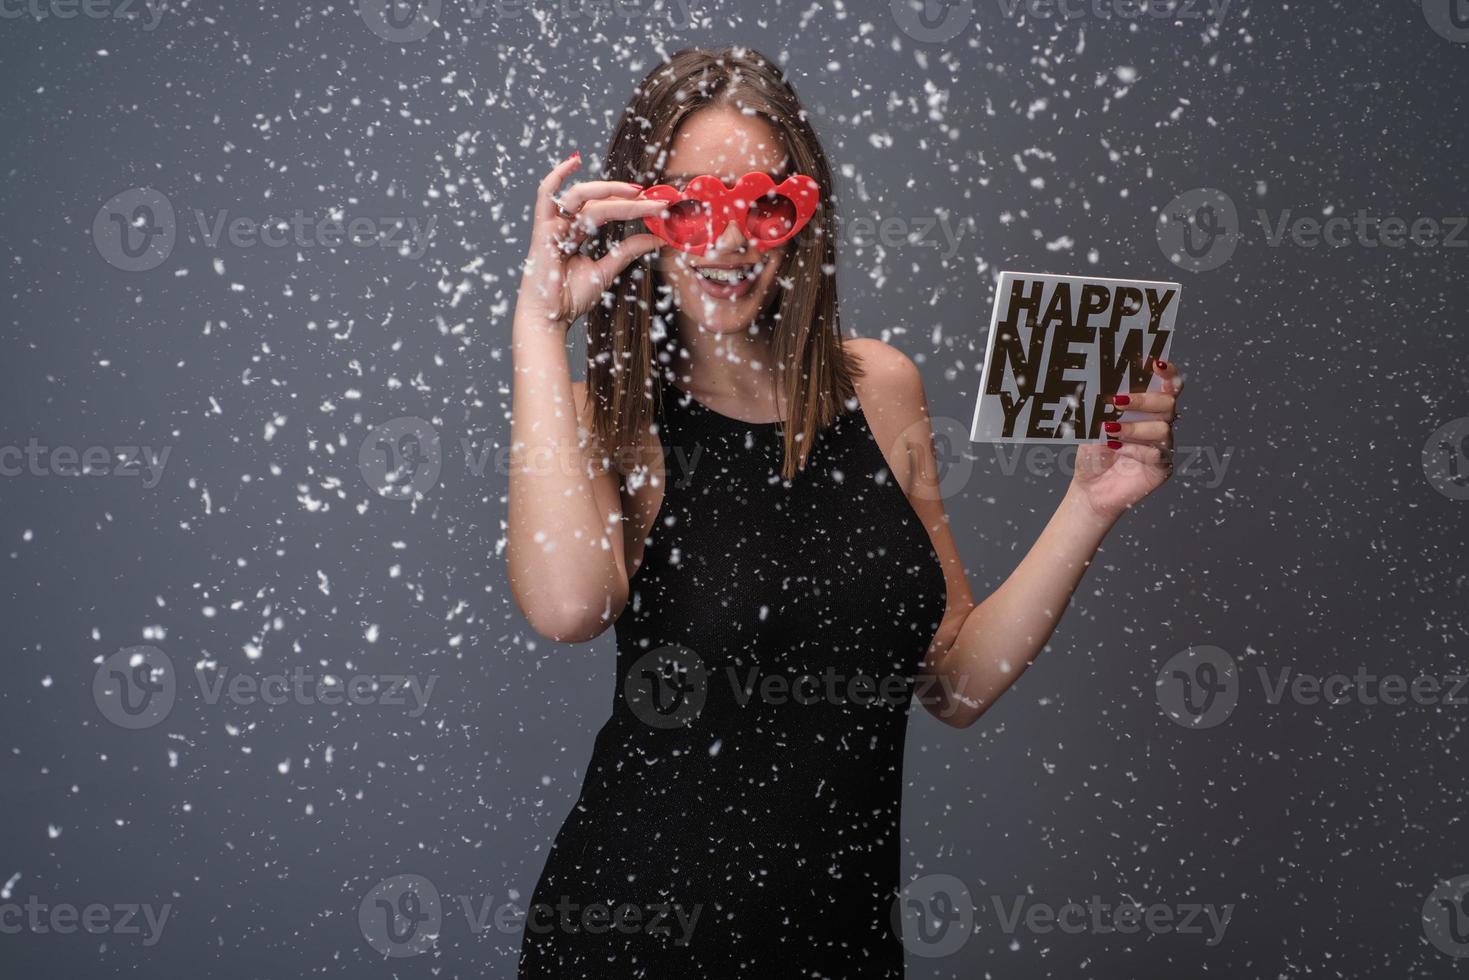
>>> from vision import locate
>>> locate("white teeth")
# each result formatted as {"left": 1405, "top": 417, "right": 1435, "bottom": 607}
{"left": 698, "top": 267, "right": 749, "bottom": 284}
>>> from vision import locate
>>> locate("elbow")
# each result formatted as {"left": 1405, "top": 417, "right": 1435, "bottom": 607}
{"left": 511, "top": 579, "right": 625, "bottom": 644}
{"left": 518, "top": 597, "right": 621, "bottom": 644}
{"left": 932, "top": 706, "right": 982, "bottom": 729}
{"left": 508, "top": 550, "right": 626, "bottom": 643}
{"left": 925, "top": 697, "right": 990, "bottom": 729}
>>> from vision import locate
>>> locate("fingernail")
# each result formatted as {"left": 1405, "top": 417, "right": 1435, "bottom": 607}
{"left": 1107, "top": 440, "right": 1123, "bottom": 450}
{"left": 569, "top": 151, "right": 580, "bottom": 161}
{"left": 1112, "top": 394, "right": 1131, "bottom": 406}
{"left": 1156, "top": 359, "right": 1168, "bottom": 369}
{"left": 1104, "top": 421, "right": 1122, "bottom": 433}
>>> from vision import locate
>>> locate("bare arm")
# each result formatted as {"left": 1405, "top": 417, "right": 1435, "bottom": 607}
{"left": 851, "top": 338, "right": 1183, "bottom": 728}
{"left": 506, "top": 153, "right": 666, "bottom": 641}
{"left": 922, "top": 487, "right": 1116, "bottom": 728}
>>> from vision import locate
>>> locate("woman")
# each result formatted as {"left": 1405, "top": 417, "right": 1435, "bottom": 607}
{"left": 507, "top": 46, "right": 1183, "bottom": 978}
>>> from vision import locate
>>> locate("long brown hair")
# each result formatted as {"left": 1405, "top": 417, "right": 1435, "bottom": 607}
{"left": 585, "top": 46, "right": 859, "bottom": 480}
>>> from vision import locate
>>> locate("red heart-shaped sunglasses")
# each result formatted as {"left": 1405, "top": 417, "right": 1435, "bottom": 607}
{"left": 638, "top": 172, "right": 821, "bottom": 254}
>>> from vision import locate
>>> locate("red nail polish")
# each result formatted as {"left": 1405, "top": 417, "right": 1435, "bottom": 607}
{"left": 1107, "top": 440, "right": 1123, "bottom": 450}
{"left": 1156, "top": 359, "right": 1168, "bottom": 369}
{"left": 1113, "top": 394, "right": 1131, "bottom": 407}
{"left": 1104, "top": 421, "right": 1122, "bottom": 433}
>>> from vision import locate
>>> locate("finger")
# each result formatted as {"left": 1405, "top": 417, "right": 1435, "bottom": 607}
{"left": 590, "top": 233, "right": 664, "bottom": 284}
{"left": 1110, "top": 391, "right": 1175, "bottom": 421}
{"left": 1154, "top": 358, "right": 1186, "bottom": 397}
{"left": 555, "top": 180, "right": 647, "bottom": 215}
{"left": 570, "top": 198, "right": 669, "bottom": 236}
{"left": 1103, "top": 420, "right": 1171, "bottom": 445}
{"left": 557, "top": 201, "right": 667, "bottom": 257}
{"left": 535, "top": 153, "right": 583, "bottom": 222}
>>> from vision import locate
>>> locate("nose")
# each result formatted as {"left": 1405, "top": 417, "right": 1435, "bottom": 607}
{"left": 706, "top": 209, "right": 751, "bottom": 256}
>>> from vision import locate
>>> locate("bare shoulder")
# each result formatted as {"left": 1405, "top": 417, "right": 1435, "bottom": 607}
{"left": 845, "top": 337, "right": 928, "bottom": 422}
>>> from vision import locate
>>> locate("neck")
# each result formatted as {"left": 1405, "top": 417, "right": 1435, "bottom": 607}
{"left": 671, "top": 314, "right": 782, "bottom": 412}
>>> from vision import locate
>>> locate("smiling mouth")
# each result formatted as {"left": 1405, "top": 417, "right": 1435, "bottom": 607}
{"left": 695, "top": 265, "right": 755, "bottom": 284}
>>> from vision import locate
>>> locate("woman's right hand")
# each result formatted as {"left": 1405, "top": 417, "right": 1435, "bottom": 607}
{"left": 517, "top": 152, "right": 667, "bottom": 328}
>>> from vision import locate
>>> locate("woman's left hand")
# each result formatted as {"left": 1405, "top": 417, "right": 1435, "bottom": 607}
{"left": 1070, "top": 359, "right": 1185, "bottom": 521}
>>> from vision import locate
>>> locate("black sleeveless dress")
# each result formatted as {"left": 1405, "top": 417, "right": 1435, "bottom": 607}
{"left": 518, "top": 385, "right": 947, "bottom": 979}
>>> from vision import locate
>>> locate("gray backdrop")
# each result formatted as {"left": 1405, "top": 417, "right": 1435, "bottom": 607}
{"left": 2, "top": 0, "right": 1467, "bottom": 977}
